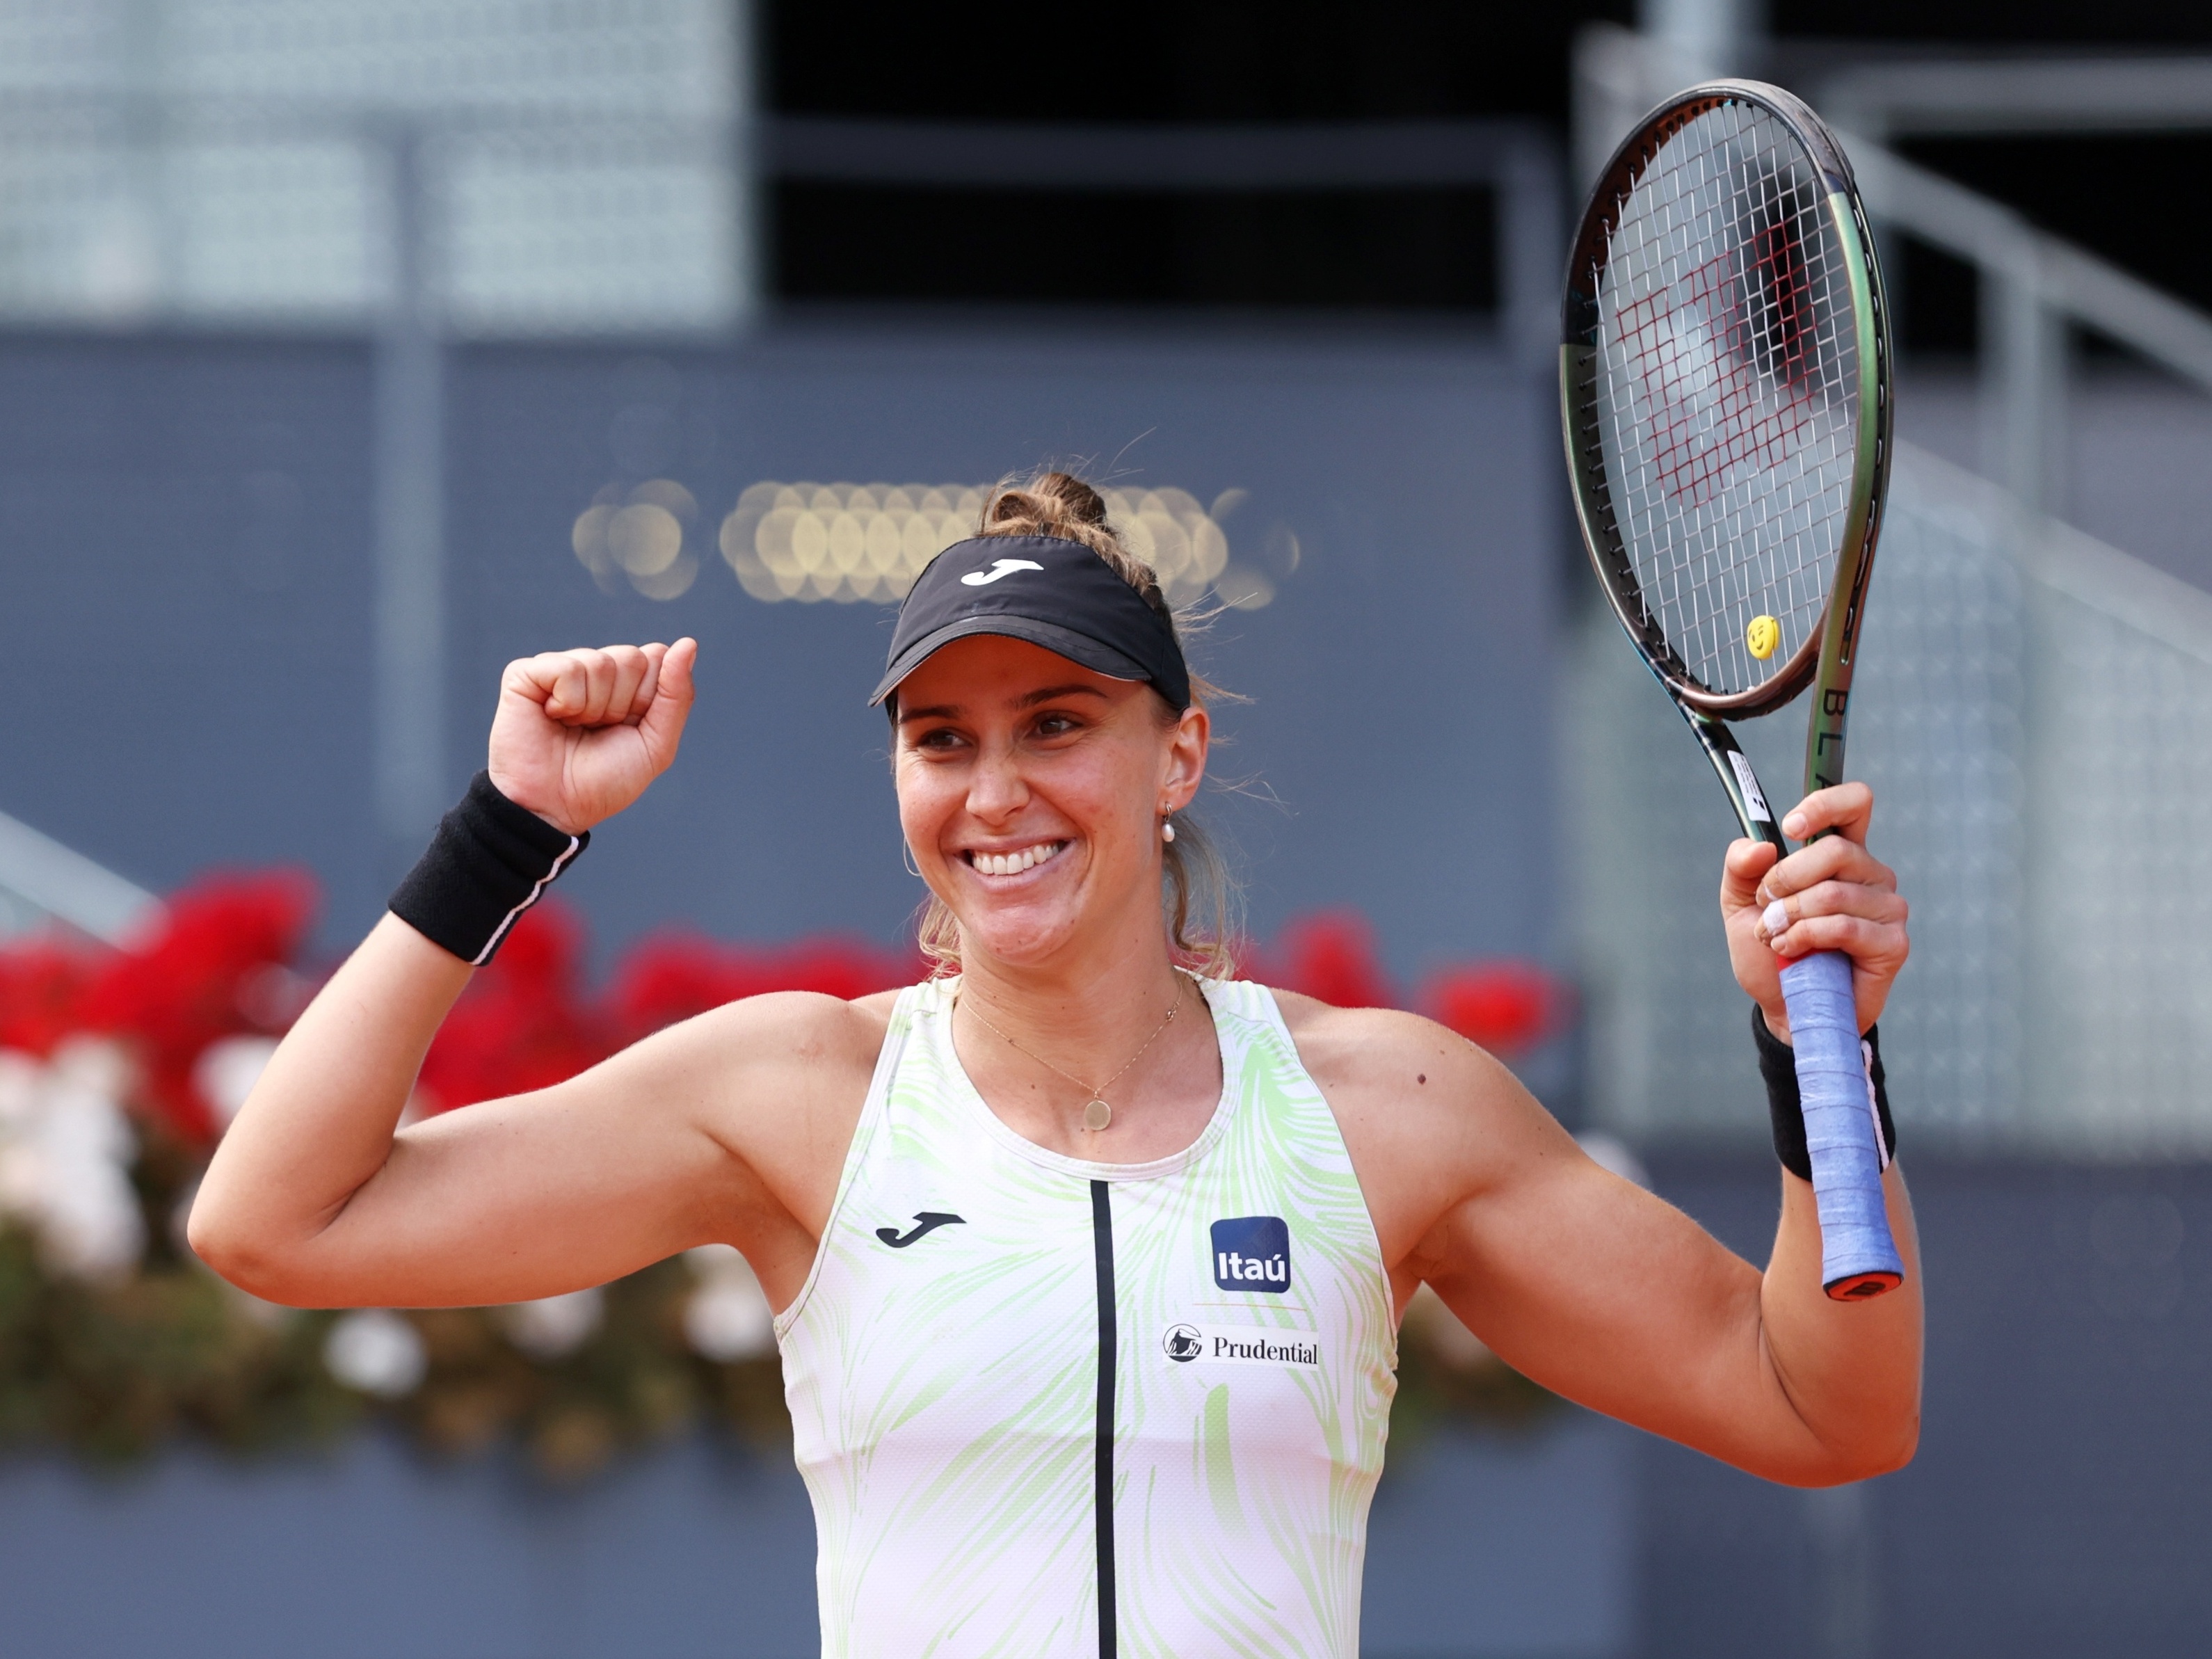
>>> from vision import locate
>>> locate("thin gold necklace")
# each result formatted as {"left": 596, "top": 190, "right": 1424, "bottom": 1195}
{"left": 958, "top": 976, "right": 1186, "bottom": 1132}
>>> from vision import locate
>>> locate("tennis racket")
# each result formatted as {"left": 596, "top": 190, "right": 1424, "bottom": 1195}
{"left": 1560, "top": 80, "right": 1904, "bottom": 1299}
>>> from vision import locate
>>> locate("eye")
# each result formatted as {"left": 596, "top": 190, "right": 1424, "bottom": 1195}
{"left": 909, "top": 725, "right": 966, "bottom": 753}
{"left": 1032, "top": 711, "right": 1083, "bottom": 738}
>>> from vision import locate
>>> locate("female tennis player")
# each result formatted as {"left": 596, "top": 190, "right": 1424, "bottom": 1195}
{"left": 192, "top": 473, "right": 1920, "bottom": 1656}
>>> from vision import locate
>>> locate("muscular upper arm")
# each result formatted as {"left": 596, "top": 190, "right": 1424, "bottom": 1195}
{"left": 1274, "top": 993, "right": 1832, "bottom": 1475}
{"left": 253, "top": 991, "right": 883, "bottom": 1311}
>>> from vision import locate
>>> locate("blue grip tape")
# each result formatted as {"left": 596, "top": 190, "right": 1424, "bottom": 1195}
{"left": 1778, "top": 949, "right": 1905, "bottom": 1296}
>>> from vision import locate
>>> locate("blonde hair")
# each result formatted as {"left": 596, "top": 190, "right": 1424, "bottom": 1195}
{"left": 909, "top": 469, "right": 1238, "bottom": 979}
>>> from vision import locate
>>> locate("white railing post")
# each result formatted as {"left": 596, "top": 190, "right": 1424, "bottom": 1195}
{"left": 1573, "top": 26, "right": 1660, "bottom": 191}
{"left": 1982, "top": 241, "right": 2066, "bottom": 518}
{"left": 1499, "top": 131, "right": 1564, "bottom": 371}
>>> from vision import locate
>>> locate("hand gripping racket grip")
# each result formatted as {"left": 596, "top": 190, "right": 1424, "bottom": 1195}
{"left": 1779, "top": 949, "right": 1905, "bottom": 1300}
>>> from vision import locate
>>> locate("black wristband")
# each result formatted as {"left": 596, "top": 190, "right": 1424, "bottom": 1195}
{"left": 1755, "top": 1004, "right": 1896, "bottom": 1182}
{"left": 389, "top": 771, "right": 587, "bottom": 965}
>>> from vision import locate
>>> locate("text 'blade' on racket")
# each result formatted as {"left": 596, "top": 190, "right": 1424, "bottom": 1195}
{"left": 1559, "top": 79, "right": 1905, "bottom": 1301}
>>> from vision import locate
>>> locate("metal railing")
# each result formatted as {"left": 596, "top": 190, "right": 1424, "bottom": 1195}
{"left": 1569, "top": 29, "right": 2212, "bottom": 1153}
{"left": 1573, "top": 438, "right": 2212, "bottom": 1155}
{"left": 0, "top": 810, "right": 159, "bottom": 945}
{"left": 1575, "top": 24, "right": 2212, "bottom": 518}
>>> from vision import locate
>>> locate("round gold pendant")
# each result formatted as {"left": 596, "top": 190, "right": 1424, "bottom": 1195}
{"left": 1083, "top": 1100, "right": 1112, "bottom": 1132}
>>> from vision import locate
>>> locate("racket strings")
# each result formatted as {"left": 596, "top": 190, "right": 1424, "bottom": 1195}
{"left": 1589, "top": 99, "right": 1861, "bottom": 698}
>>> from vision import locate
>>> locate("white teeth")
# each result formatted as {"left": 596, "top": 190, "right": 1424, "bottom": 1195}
{"left": 973, "top": 842, "right": 1061, "bottom": 876}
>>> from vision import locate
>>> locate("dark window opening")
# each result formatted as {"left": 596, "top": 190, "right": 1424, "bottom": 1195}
{"left": 1890, "top": 239, "right": 1979, "bottom": 360}
{"left": 1899, "top": 133, "right": 2212, "bottom": 319}
{"left": 773, "top": 184, "right": 1499, "bottom": 313}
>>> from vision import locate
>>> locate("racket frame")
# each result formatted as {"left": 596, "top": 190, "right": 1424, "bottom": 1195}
{"left": 1561, "top": 76, "right": 1893, "bottom": 847}
{"left": 1561, "top": 80, "right": 1902, "bottom": 1300}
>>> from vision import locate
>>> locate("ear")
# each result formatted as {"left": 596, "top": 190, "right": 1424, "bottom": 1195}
{"left": 1160, "top": 704, "right": 1210, "bottom": 812}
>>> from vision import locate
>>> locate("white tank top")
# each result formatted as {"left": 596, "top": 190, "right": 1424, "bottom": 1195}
{"left": 774, "top": 975, "right": 1398, "bottom": 1658}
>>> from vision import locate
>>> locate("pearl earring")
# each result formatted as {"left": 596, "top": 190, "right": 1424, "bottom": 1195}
{"left": 1161, "top": 817, "right": 1176, "bottom": 844}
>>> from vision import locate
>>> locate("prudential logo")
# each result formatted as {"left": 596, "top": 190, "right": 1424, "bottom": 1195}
{"left": 1211, "top": 1216, "right": 1290, "bottom": 1293}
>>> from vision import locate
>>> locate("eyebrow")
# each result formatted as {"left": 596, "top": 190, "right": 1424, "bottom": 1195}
{"left": 1018, "top": 683, "right": 1111, "bottom": 707}
{"left": 897, "top": 683, "right": 1110, "bottom": 723}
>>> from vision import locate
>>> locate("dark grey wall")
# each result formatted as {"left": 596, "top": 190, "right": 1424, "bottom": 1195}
{"left": 0, "top": 321, "right": 1565, "bottom": 982}
{"left": 1642, "top": 1155, "right": 2212, "bottom": 1659}
{"left": 0, "top": 332, "right": 378, "bottom": 919}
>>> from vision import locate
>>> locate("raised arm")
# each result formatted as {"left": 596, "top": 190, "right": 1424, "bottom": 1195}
{"left": 189, "top": 640, "right": 874, "bottom": 1313}
{"left": 1382, "top": 1049, "right": 1918, "bottom": 1486}
{"left": 1305, "top": 781, "right": 1921, "bottom": 1487}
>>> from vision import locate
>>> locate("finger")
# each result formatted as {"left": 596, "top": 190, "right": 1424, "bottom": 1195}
{"left": 534, "top": 650, "right": 605, "bottom": 722}
{"left": 583, "top": 650, "right": 633, "bottom": 725}
{"left": 602, "top": 645, "right": 653, "bottom": 726}
{"left": 1720, "top": 837, "right": 1780, "bottom": 912}
{"left": 1767, "top": 909, "right": 1907, "bottom": 965}
{"left": 1779, "top": 780, "right": 1873, "bottom": 845}
{"left": 1757, "top": 881, "right": 1908, "bottom": 945}
{"left": 636, "top": 637, "right": 697, "bottom": 764}
{"left": 505, "top": 652, "right": 578, "bottom": 712}
{"left": 529, "top": 652, "right": 598, "bottom": 721}
{"left": 622, "top": 643, "right": 668, "bottom": 727}
{"left": 1759, "top": 835, "right": 1898, "bottom": 903}
{"left": 546, "top": 650, "right": 601, "bottom": 725}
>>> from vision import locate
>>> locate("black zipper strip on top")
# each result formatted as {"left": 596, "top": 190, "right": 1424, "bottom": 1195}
{"left": 1090, "top": 1178, "right": 1117, "bottom": 1658}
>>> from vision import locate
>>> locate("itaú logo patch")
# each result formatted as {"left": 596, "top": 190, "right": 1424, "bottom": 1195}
{"left": 1211, "top": 1215, "right": 1290, "bottom": 1292}
{"left": 1161, "top": 1321, "right": 1319, "bottom": 1369}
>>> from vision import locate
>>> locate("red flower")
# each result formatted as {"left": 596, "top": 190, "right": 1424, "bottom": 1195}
{"left": 78, "top": 870, "right": 318, "bottom": 1140}
{"left": 1419, "top": 961, "right": 1569, "bottom": 1058}
{"left": 611, "top": 930, "right": 920, "bottom": 1041}
{"left": 1249, "top": 911, "right": 1400, "bottom": 1009}
{"left": 2, "top": 853, "right": 1578, "bottom": 1132}
{"left": 417, "top": 900, "right": 614, "bottom": 1113}
{"left": 1237, "top": 913, "right": 1569, "bottom": 1059}
{"left": 416, "top": 911, "right": 921, "bottom": 1114}
{"left": 0, "top": 938, "right": 104, "bottom": 1057}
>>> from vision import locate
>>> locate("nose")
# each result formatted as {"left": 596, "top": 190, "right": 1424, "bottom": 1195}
{"left": 965, "top": 738, "right": 1031, "bottom": 824}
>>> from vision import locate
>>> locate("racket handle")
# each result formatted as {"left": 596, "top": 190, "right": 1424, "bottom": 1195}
{"left": 1777, "top": 949, "right": 1905, "bottom": 1301}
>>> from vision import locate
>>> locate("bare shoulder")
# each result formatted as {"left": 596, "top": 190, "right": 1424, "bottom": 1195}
{"left": 1267, "top": 988, "right": 1514, "bottom": 1116}
{"left": 614, "top": 985, "right": 897, "bottom": 1077}
{"left": 1262, "top": 986, "right": 1571, "bottom": 1267}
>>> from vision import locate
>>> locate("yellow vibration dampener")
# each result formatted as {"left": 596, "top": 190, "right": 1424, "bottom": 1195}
{"left": 1746, "top": 614, "right": 1780, "bottom": 660}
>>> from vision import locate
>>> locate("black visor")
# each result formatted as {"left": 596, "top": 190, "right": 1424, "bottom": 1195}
{"left": 869, "top": 535, "right": 1192, "bottom": 712}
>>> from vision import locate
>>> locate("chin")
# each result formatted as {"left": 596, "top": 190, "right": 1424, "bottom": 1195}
{"left": 959, "top": 915, "right": 1077, "bottom": 969}
{"left": 953, "top": 891, "right": 1091, "bottom": 969}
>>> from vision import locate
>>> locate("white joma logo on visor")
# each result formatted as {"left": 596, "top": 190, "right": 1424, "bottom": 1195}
{"left": 960, "top": 558, "right": 1044, "bottom": 586}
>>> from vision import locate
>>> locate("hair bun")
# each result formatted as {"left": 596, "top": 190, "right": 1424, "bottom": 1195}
{"left": 1034, "top": 471, "right": 1108, "bottom": 525}
{"left": 976, "top": 468, "right": 1170, "bottom": 623}
{"left": 984, "top": 472, "right": 1106, "bottom": 535}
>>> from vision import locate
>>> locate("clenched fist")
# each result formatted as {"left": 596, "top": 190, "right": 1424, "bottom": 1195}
{"left": 486, "top": 639, "right": 697, "bottom": 835}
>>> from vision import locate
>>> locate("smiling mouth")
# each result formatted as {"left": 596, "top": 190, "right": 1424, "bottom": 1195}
{"left": 964, "top": 840, "right": 1068, "bottom": 878}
